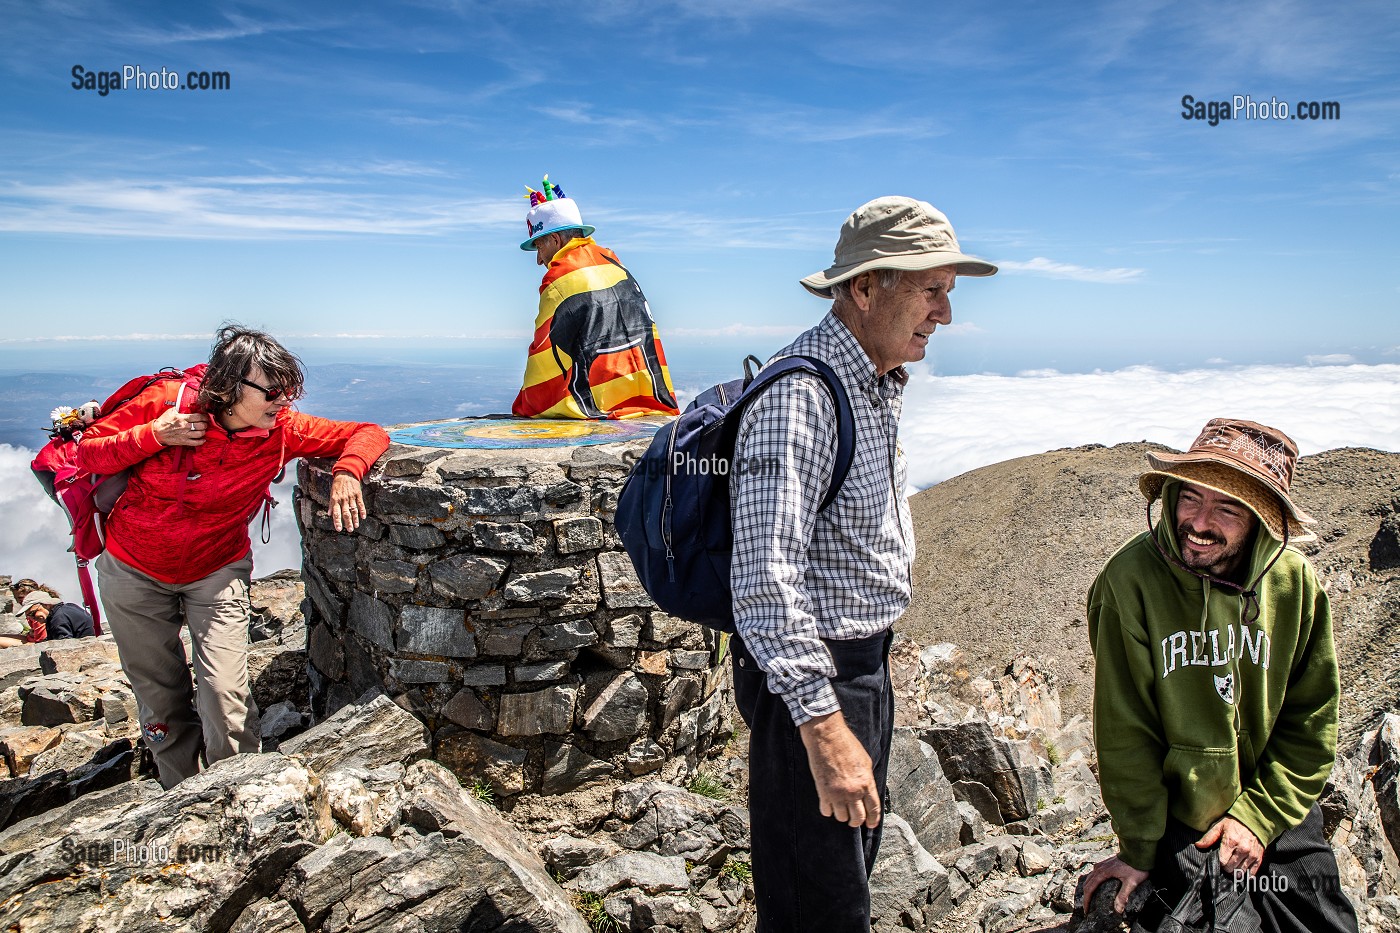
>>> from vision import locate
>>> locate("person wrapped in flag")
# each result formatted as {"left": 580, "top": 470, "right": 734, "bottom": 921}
{"left": 513, "top": 176, "right": 678, "bottom": 419}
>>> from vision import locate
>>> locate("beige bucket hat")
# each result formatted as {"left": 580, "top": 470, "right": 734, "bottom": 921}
{"left": 801, "top": 196, "right": 998, "bottom": 298}
{"left": 1139, "top": 418, "right": 1317, "bottom": 542}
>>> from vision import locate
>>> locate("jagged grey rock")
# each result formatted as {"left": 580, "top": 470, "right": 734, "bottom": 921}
{"left": 20, "top": 679, "right": 97, "bottom": 726}
{"left": 426, "top": 553, "right": 508, "bottom": 602}
{"left": 543, "top": 741, "right": 614, "bottom": 795}
{"left": 535, "top": 619, "right": 598, "bottom": 653}
{"left": 925, "top": 719, "right": 1050, "bottom": 823}
{"left": 285, "top": 762, "right": 590, "bottom": 932}
{"left": 606, "top": 613, "right": 642, "bottom": 649}
{"left": 980, "top": 878, "right": 1042, "bottom": 933}
{"left": 887, "top": 727, "right": 963, "bottom": 857}
{"left": 572, "top": 849, "right": 691, "bottom": 896}
{"left": 595, "top": 552, "right": 654, "bottom": 609}
{"left": 366, "top": 558, "right": 417, "bottom": 594}
{"left": 390, "top": 657, "right": 451, "bottom": 683}
{"left": 280, "top": 691, "right": 428, "bottom": 774}
{"left": 437, "top": 731, "right": 528, "bottom": 797}
{"left": 1371, "top": 714, "right": 1400, "bottom": 860}
{"left": 461, "top": 664, "right": 509, "bottom": 686}
{"left": 542, "top": 833, "right": 621, "bottom": 880}
{"left": 38, "top": 639, "right": 119, "bottom": 675}
{"left": 259, "top": 700, "right": 306, "bottom": 741}
{"left": 580, "top": 671, "right": 650, "bottom": 743}
{"left": 1017, "top": 838, "right": 1054, "bottom": 875}
{"left": 387, "top": 522, "right": 447, "bottom": 549}
{"left": 631, "top": 893, "right": 706, "bottom": 933}
{"left": 0, "top": 752, "right": 330, "bottom": 931}
{"left": 473, "top": 521, "right": 540, "bottom": 553}
{"left": 870, "top": 812, "right": 953, "bottom": 930}
{"left": 612, "top": 782, "right": 748, "bottom": 867}
{"left": 397, "top": 605, "right": 478, "bottom": 657}
{"left": 498, "top": 685, "right": 577, "bottom": 736}
{"left": 516, "top": 660, "right": 572, "bottom": 683}
{"left": 347, "top": 591, "right": 395, "bottom": 649}
{"left": 953, "top": 837, "right": 1019, "bottom": 887}
{"left": 554, "top": 516, "right": 604, "bottom": 554}
{"left": 229, "top": 896, "right": 307, "bottom": 933}
{"left": 321, "top": 763, "right": 405, "bottom": 837}
{"left": 0, "top": 778, "right": 162, "bottom": 856}
{"left": 442, "top": 688, "right": 495, "bottom": 731}
{"left": 505, "top": 567, "right": 581, "bottom": 602}
{"left": 624, "top": 739, "right": 667, "bottom": 776}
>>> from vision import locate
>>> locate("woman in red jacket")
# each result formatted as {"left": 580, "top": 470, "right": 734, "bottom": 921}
{"left": 79, "top": 324, "right": 390, "bottom": 789}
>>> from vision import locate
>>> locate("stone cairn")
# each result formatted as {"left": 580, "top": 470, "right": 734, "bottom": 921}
{"left": 296, "top": 431, "right": 732, "bottom": 802}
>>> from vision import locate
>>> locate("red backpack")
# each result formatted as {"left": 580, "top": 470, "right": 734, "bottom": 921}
{"left": 30, "top": 366, "right": 207, "bottom": 632}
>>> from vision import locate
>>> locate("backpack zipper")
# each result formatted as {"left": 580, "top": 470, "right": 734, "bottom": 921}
{"left": 663, "top": 423, "right": 678, "bottom": 582}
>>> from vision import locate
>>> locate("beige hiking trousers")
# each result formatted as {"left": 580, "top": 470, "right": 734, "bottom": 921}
{"left": 96, "top": 551, "right": 261, "bottom": 789}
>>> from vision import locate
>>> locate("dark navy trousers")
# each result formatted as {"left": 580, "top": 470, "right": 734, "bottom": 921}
{"left": 732, "top": 631, "right": 894, "bottom": 933}
{"left": 1136, "top": 806, "right": 1359, "bottom": 933}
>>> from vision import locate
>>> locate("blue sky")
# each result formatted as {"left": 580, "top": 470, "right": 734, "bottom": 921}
{"left": 2, "top": 0, "right": 1398, "bottom": 373}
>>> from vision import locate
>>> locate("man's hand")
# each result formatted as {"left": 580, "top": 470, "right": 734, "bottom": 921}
{"left": 329, "top": 472, "right": 367, "bottom": 532}
{"left": 797, "top": 710, "right": 881, "bottom": 828}
{"left": 1081, "top": 855, "right": 1150, "bottom": 913}
{"left": 1196, "top": 816, "right": 1264, "bottom": 877}
{"left": 152, "top": 410, "right": 208, "bottom": 447}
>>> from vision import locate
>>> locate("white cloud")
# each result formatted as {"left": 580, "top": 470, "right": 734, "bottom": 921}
{"left": 1305, "top": 353, "right": 1357, "bottom": 365}
{"left": 995, "top": 257, "right": 1145, "bottom": 283}
{"left": 0, "top": 333, "right": 208, "bottom": 344}
{"left": 900, "top": 362, "right": 1400, "bottom": 490}
{"left": 0, "top": 178, "right": 517, "bottom": 239}
{"left": 5, "top": 363, "right": 1394, "bottom": 599}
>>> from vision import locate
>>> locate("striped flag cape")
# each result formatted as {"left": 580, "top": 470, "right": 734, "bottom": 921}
{"left": 513, "top": 237, "right": 679, "bottom": 420}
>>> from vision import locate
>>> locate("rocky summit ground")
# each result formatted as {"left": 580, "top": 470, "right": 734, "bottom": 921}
{"left": 0, "top": 442, "right": 1397, "bottom": 932}
{"left": 905, "top": 442, "right": 1400, "bottom": 743}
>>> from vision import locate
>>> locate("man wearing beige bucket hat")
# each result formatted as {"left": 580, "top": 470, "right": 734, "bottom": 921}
{"left": 1081, "top": 419, "right": 1357, "bottom": 931}
{"left": 728, "top": 196, "right": 995, "bottom": 931}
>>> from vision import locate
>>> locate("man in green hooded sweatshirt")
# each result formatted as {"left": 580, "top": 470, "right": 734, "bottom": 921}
{"left": 1081, "top": 418, "right": 1358, "bottom": 932}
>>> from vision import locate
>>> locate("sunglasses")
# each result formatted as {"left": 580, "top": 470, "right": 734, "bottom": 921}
{"left": 239, "top": 378, "right": 296, "bottom": 402}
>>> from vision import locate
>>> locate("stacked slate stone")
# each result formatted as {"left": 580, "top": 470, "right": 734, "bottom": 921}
{"left": 297, "top": 437, "right": 732, "bottom": 801}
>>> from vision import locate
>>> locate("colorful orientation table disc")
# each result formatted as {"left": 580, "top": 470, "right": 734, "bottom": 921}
{"left": 388, "top": 416, "right": 670, "bottom": 449}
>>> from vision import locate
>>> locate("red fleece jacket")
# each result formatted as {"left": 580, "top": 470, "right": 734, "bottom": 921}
{"left": 79, "top": 381, "right": 389, "bottom": 584}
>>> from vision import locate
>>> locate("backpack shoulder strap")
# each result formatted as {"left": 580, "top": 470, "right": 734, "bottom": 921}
{"left": 724, "top": 355, "right": 856, "bottom": 513}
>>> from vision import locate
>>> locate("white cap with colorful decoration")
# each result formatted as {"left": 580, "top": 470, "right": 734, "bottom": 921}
{"left": 519, "top": 175, "right": 596, "bottom": 250}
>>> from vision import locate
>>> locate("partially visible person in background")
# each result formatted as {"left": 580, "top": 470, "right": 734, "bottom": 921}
{"left": 12, "top": 578, "right": 61, "bottom": 605}
{"left": 79, "top": 323, "right": 390, "bottom": 789}
{"left": 22, "top": 591, "right": 93, "bottom": 642}
{"left": 0, "top": 590, "right": 94, "bottom": 647}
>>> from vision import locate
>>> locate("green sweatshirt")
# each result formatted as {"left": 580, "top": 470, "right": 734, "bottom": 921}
{"left": 1087, "top": 482, "right": 1339, "bottom": 871}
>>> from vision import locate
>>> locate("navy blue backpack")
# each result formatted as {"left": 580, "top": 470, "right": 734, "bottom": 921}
{"left": 615, "top": 354, "right": 855, "bottom": 632}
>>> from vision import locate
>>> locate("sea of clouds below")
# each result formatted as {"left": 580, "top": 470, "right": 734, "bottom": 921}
{"left": 1, "top": 362, "right": 1395, "bottom": 604}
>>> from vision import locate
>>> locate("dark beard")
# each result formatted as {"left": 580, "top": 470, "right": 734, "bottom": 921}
{"left": 1176, "top": 521, "right": 1252, "bottom": 582}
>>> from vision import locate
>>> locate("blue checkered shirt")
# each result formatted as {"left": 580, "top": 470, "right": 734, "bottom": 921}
{"left": 729, "top": 311, "right": 914, "bottom": 724}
